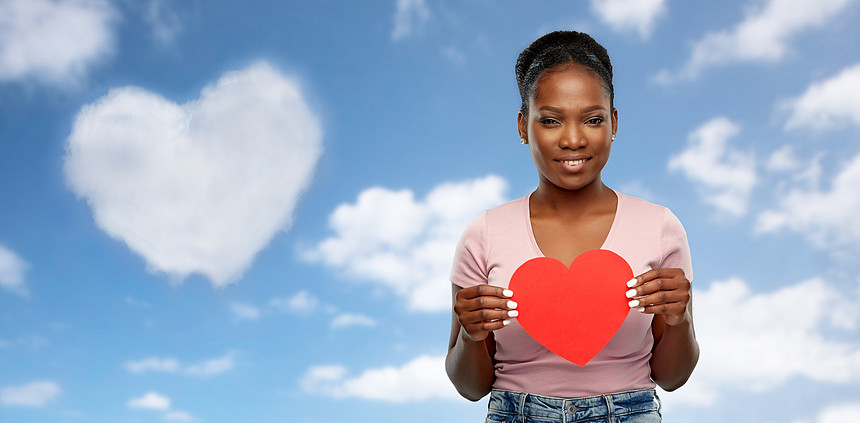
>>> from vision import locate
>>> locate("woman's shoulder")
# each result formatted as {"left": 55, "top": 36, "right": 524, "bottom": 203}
{"left": 615, "top": 190, "right": 684, "bottom": 230}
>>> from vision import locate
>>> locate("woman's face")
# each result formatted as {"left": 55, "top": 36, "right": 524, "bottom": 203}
{"left": 518, "top": 64, "right": 617, "bottom": 193}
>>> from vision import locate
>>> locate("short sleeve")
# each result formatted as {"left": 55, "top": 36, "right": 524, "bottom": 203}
{"left": 659, "top": 208, "right": 693, "bottom": 283}
{"left": 449, "top": 211, "right": 490, "bottom": 288}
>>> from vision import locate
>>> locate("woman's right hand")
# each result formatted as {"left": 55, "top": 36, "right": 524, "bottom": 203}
{"left": 453, "top": 285, "right": 518, "bottom": 342}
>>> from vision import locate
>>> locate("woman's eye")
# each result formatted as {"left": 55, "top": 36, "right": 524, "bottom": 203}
{"left": 586, "top": 117, "right": 605, "bottom": 125}
{"left": 539, "top": 118, "right": 560, "bottom": 126}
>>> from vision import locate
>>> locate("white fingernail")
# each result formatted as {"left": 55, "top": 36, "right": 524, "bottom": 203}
{"left": 507, "top": 301, "right": 518, "bottom": 309}
{"left": 636, "top": 307, "right": 645, "bottom": 313}
{"left": 503, "top": 320, "right": 511, "bottom": 326}
{"left": 628, "top": 300, "right": 639, "bottom": 308}
{"left": 508, "top": 310, "right": 519, "bottom": 317}
{"left": 503, "top": 289, "right": 514, "bottom": 298}
{"left": 626, "top": 278, "right": 638, "bottom": 288}
{"left": 625, "top": 289, "right": 637, "bottom": 298}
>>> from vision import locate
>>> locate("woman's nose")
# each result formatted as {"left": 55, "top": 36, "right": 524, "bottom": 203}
{"left": 558, "top": 125, "right": 586, "bottom": 149}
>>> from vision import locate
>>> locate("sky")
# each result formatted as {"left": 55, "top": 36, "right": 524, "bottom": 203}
{"left": 1, "top": 0, "right": 860, "bottom": 422}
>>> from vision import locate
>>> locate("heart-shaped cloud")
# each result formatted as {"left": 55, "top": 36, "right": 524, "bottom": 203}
{"left": 64, "top": 61, "right": 322, "bottom": 286}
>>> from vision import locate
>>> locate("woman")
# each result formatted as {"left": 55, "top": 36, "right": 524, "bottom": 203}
{"left": 445, "top": 31, "right": 698, "bottom": 422}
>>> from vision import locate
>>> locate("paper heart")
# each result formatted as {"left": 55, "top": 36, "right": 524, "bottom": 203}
{"left": 64, "top": 62, "right": 322, "bottom": 286}
{"left": 509, "top": 249, "right": 633, "bottom": 366}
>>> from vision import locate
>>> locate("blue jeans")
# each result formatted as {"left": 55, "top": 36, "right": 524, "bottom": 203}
{"left": 485, "top": 389, "right": 661, "bottom": 423}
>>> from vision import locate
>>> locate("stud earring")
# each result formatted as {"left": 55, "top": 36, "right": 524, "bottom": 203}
{"left": 611, "top": 134, "right": 616, "bottom": 141}
{"left": 520, "top": 137, "right": 527, "bottom": 145}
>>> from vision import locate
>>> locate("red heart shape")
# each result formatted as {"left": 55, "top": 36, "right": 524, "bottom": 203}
{"left": 509, "top": 249, "right": 633, "bottom": 366}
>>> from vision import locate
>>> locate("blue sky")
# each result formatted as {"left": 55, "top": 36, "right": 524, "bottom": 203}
{"left": 2, "top": 0, "right": 860, "bottom": 422}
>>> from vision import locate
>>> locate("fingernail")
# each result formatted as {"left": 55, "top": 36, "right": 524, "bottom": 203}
{"left": 507, "top": 310, "right": 519, "bottom": 317}
{"left": 628, "top": 300, "right": 639, "bottom": 308}
{"left": 626, "top": 278, "right": 638, "bottom": 288}
{"left": 503, "top": 320, "right": 511, "bottom": 326}
{"left": 636, "top": 307, "right": 645, "bottom": 313}
{"left": 507, "top": 301, "right": 518, "bottom": 309}
{"left": 503, "top": 289, "right": 514, "bottom": 298}
{"left": 625, "top": 289, "right": 637, "bottom": 298}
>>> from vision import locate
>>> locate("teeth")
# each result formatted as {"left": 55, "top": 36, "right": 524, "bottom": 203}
{"left": 561, "top": 159, "right": 586, "bottom": 166}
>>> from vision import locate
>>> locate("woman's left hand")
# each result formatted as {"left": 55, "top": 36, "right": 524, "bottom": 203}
{"left": 626, "top": 268, "right": 691, "bottom": 327}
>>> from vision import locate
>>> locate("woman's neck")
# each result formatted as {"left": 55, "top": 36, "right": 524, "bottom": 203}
{"left": 531, "top": 177, "right": 614, "bottom": 217}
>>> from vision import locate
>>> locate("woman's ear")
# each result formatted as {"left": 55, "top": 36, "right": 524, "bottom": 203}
{"left": 517, "top": 110, "right": 528, "bottom": 144}
{"left": 611, "top": 108, "right": 619, "bottom": 141}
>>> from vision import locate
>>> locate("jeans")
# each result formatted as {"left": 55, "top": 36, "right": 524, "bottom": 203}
{"left": 485, "top": 388, "right": 661, "bottom": 423}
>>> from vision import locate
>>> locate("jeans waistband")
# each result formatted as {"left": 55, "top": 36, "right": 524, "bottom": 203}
{"left": 488, "top": 388, "right": 660, "bottom": 421}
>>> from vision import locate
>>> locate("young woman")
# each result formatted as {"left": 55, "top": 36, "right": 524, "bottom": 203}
{"left": 446, "top": 31, "right": 698, "bottom": 422}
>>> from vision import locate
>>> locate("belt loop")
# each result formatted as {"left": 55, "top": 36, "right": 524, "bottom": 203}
{"left": 604, "top": 393, "right": 615, "bottom": 419}
{"left": 518, "top": 392, "right": 527, "bottom": 423}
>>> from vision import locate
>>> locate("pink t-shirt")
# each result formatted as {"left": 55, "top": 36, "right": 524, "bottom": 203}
{"left": 449, "top": 191, "right": 693, "bottom": 397}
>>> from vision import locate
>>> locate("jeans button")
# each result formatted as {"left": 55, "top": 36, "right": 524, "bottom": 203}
{"left": 567, "top": 404, "right": 577, "bottom": 414}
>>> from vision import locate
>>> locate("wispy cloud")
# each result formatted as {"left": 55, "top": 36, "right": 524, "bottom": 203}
{"left": 665, "top": 277, "right": 860, "bottom": 406}
{"left": 0, "top": 244, "right": 28, "bottom": 296}
{"left": 330, "top": 313, "right": 376, "bottom": 329}
{"left": 302, "top": 175, "right": 507, "bottom": 312}
{"left": 590, "top": 0, "right": 666, "bottom": 38}
{"left": 391, "top": 0, "right": 431, "bottom": 40}
{"left": 144, "top": 0, "right": 183, "bottom": 45}
{"left": 128, "top": 392, "right": 170, "bottom": 410}
{"left": 668, "top": 117, "right": 756, "bottom": 216}
{"left": 269, "top": 290, "right": 320, "bottom": 315}
{"left": 781, "top": 63, "right": 860, "bottom": 130}
{"left": 300, "top": 355, "right": 459, "bottom": 402}
{"left": 656, "top": 0, "right": 854, "bottom": 82}
{"left": 0, "top": 0, "right": 117, "bottom": 86}
{"left": 0, "top": 381, "right": 61, "bottom": 407}
{"left": 792, "top": 402, "right": 860, "bottom": 423}
{"left": 125, "top": 353, "right": 235, "bottom": 377}
{"left": 64, "top": 62, "right": 323, "bottom": 287}
{"left": 230, "top": 302, "right": 261, "bottom": 322}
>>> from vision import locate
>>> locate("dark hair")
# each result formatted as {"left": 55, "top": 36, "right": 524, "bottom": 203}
{"left": 515, "top": 31, "right": 614, "bottom": 114}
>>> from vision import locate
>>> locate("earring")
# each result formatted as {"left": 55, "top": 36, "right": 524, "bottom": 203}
{"left": 520, "top": 137, "right": 527, "bottom": 144}
{"left": 611, "top": 134, "right": 616, "bottom": 141}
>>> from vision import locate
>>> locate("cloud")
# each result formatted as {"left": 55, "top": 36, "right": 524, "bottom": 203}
{"left": 0, "top": 0, "right": 117, "bottom": 86}
{"left": 668, "top": 117, "right": 756, "bottom": 216}
{"left": 269, "top": 290, "right": 319, "bottom": 315}
{"left": 331, "top": 313, "right": 376, "bottom": 329}
{"left": 0, "top": 244, "right": 27, "bottom": 296}
{"left": 144, "top": 0, "right": 183, "bottom": 45}
{"left": 64, "top": 61, "right": 323, "bottom": 287}
{"left": 128, "top": 392, "right": 171, "bottom": 410}
{"left": 391, "top": 0, "right": 430, "bottom": 40}
{"left": 782, "top": 63, "right": 860, "bottom": 130}
{"left": 302, "top": 175, "right": 508, "bottom": 312}
{"left": 757, "top": 150, "right": 860, "bottom": 250}
{"left": 664, "top": 277, "right": 860, "bottom": 406}
{"left": 300, "top": 355, "right": 459, "bottom": 402}
{"left": 230, "top": 302, "right": 261, "bottom": 321}
{"left": 657, "top": 0, "right": 854, "bottom": 81}
{"left": 125, "top": 353, "right": 234, "bottom": 377}
{"left": 793, "top": 402, "right": 860, "bottom": 423}
{"left": 0, "top": 381, "right": 61, "bottom": 407}
{"left": 590, "top": 0, "right": 666, "bottom": 38}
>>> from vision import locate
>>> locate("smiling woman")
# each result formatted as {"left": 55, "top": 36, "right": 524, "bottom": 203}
{"left": 445, "top": 31, "right": 699, "bottom": 423}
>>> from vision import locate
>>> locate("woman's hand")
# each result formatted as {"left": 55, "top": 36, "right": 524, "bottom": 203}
{"left": 453, "top": 285, "right": 518, "bottom": 342}
{"left": 625, "top": 268, "right": 691, "bottom": 327}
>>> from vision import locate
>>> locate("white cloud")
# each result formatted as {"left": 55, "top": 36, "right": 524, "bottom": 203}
{"left": 128, "top": 392, "right": 171, "bottom": 410}
{"left": 0, "top": 244, "right": 27, "bottom": 296}
{"left": 657, "top": 0, "right": 854, "bottom": 81}
{"left": 300, "top": 355, "right": 459, "bottom": 402}
{"left": 391, "top": 0, "right": 430, "bottom": 40}
{"left": 668, "top": 118, "right": 756, "bottom": 216}
{"left": 164, "top": 410, "right": 195, "bottom": 422}
{"left": 590, "top": 0, "right": 666, "bottom": 38}
{"left": 64, "top": 61, "right": 323, "bottom": 287}
{"left": 766, "top": 145, "right": 800, "bottom": 172}
{"left": 230, "top": 302, "right": 261, "bottom": 321}
{"left": 302, "top": 175, "right": 507, "bottom": 312}
{"left": 0, "top": 0, "right": 117, "bottom": 86}
{"left": 331, "top": 313, "right": 376, "bottom": 329}
{"left": 757, "top": 151, "right": 860, "bottom": 250}
{"left": 125, "top": 353, "right": 234, "bottom": 377}
{"left": 144, "top": 0, "right": 183, "bottom": 45}
{"left": 782, "top": 63, "right": 860, "bottom": 130}
{"left": 793, "top": 402, "right": 860, "bottom": 423}
{"left": 664, "top": 277, "right": 860, "bottom": 406}
{"left": 0, "top": 381, "right": 60, "bottom": 407}
{"left": 269, "top": 290, "right": 319, "bottom": 315}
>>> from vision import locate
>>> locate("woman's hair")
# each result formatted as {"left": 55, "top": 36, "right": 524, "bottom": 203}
{"left": 515, "top": 31, "right": 614, "bottom": 114}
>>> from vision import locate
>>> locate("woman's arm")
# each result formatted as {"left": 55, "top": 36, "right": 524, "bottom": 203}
{"left": 628, "top": 268, "right": 699, "bottom": 391}
{"left": 445, "top": 283, "right": 514, "bottom": 401}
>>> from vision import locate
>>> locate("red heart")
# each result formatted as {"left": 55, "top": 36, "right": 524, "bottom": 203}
{"left": 509, "top": 249, "right": 633, "bottom": 366}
